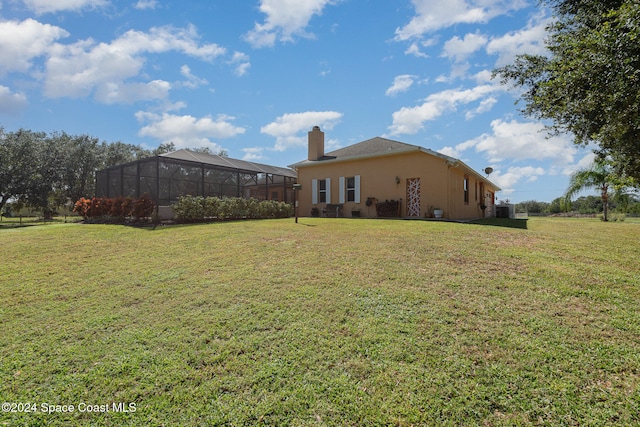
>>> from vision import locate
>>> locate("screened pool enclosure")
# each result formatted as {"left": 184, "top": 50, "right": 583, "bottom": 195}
{"left": 95, "top": 149, "right": 297, "bottom": 207}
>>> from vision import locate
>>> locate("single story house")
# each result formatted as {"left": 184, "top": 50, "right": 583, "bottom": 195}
{"left": 289, "top": 126, "right": 500, "bottom": 220}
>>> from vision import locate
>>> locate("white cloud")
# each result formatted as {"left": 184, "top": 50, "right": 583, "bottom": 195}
{"left": 242, "top": 147, "right": 267, "bottom": 161}
{"left": 561, "top": 151, "right": 597, "bottom": 176}
{"left": 491, "top": 166, "right": 546, "bottom": 195}
{"left": 461, "top": 119, "right": 576, "bottom": 164}
{"left": 95, "top": 80, "right": 171, "bottom": 104}
{"left": 486, "top": 15, "right": 551, "bottom": 67}
{"left": 472, "top": 69, "right": 493, "bottom": 84}
{"left": 387, "top": 84, "right": 498, "bottom": 135}
{"left": 228, "top": 51, "right": 251, "bottom": 76}
{"left": 442, "top": 32, "right": 488, "bottom": 62}
{"left": 244, "top": 0, "right": 336, "bottom": 48}
{"left": 21, "top": 0, "right": 107, "bottom": 14}
{"left": 43, "top": 25, "right": 226, "bottom": 102}
{"left": 385, "top": 74, "right": 417, "bottom": 96}
{"left": 134, "top": 0, "right": 158, "bottom": 10}
{"left": 395, "top": 0, "right": 527, "bottom": 40}
{"left": 0, "top": 85, "right": 28, "bottom": 114}
{"left": 404, "top": 38, "right": 437, "bottom": 58}
{"left": 405, "top": 42, "right": 428, "bottom": 58}
{"left": 136, "top": 111, "right": 246, "bottom": 150}
{"left": 0, "top": 19, "right": 68, "bottom": 75}
{"left": 179, "top": 65, "right": 209, "bottom": 89}
{"left": 261, "top": 111, "right": 342, "bottom": 151}
{"left": 465, "top": 96, "right": 496, "bottom": 119}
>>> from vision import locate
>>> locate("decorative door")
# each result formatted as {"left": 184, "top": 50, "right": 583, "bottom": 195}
{"left": 406, "top": 178, "right": 421, "bottom": 217}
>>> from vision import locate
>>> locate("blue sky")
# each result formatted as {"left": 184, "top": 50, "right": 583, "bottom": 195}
{"left": 0, "top": 0, "right": 597, "bottom": 202}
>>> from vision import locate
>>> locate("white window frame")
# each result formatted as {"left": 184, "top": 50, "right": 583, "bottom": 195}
{"left": 312, "top": 178, "right": 331, "bottom": 204}
{"left": 339, "top": 175, "right": 360, "bottom": 203}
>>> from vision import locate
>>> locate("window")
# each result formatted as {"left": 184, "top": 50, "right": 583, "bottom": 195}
{"left": 319, "top": 179, "right": 327, "bottom": 203}
{"left": 346, "top": 177, "right": 356, "bottom": 202}
{"left": 312, "top": 178, "right": 331, "bottom": 204}
{"left": 339, "top": 175, "right": 360, "bottom": 203}
{"left": 464, "top": 175, "right": 469, "bottom": 204}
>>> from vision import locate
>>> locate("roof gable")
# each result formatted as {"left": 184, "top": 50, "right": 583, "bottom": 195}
{"left": 290, "top": 136, "right": 457, "bottom": 167}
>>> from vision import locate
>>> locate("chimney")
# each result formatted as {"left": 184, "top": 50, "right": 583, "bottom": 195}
{"left": 308, "top": 126, "right": 325, "bottom": 161}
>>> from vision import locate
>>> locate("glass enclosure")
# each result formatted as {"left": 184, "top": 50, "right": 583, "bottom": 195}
{"left": 95, "top": 151, "right": 297, "bottom": 206}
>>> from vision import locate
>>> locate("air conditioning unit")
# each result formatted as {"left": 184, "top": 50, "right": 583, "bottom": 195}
{"left": 496, "top": 204, "right": 515, "bottom": 218}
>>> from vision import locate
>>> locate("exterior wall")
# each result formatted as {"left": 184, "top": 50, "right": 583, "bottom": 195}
{"left": 296, "top": 151, "right": 497, "bottom": 220}
{"left": 446, "top": 168, "right": 494, "bottom": 220}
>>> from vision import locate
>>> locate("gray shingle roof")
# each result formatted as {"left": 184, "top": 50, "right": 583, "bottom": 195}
{"left": 162, "top": 149, "right": 297, "bottom": 177}
{"left": 289, "top": 136, "right": 457, "bottom": 167}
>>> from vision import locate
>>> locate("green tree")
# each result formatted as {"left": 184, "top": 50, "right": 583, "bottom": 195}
{"left": 494, "top": 0, "right": 640, "bottom": 181}
{"left": 564, "top": 159, "right": 633, "bottom": 221}
{"left": 53, "top": 133, "right": 103, "bottom": 202}
{"left": 0, "top": 129, "right": 51, "bottom": 213}
{"left": 515, "top": 200, "right": 550, "bottom": 214}
{"left": 152, "top": 142, "right": 176, "bottom": 155}
{"left": 99, "top": 141, "right": 151, "bottom": 168}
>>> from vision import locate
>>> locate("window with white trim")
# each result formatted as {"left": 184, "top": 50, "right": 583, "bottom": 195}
{"left": 319, "top": 179, "right": 327, "bottom": 203}
{"left": 346, "top": 177, "right": 356, "bottom": 202}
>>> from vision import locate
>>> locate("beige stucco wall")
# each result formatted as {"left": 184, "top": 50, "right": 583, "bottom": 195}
{"left": 295, "top": 151, "right": 497, "bottom": 220}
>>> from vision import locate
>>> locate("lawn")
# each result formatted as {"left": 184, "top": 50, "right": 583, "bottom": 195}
{"left": 1, "top": 217, "right": 639, "bottom": 426}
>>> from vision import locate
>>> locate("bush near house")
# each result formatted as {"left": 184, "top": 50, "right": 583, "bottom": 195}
{"left": 73, "top": 195, "right": 155, "bottom": 222}
{"left": 376, "top": 199, "right": 401, "bottom": 217}
{"left": 171, "top": 195, "right": 293, "bottom": 222}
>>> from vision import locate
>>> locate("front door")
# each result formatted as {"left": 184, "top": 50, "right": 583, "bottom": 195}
{"left": 406, "top": 178, "right": 421, "bottom": 217}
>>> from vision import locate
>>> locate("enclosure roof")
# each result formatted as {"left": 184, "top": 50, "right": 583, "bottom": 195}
{"left": 161, "top": 149, "right": 297, "bottom": 178}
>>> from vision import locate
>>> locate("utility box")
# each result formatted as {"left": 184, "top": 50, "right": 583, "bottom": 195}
{"left": 496, "top": 204, "right": 515, "bottom": 218}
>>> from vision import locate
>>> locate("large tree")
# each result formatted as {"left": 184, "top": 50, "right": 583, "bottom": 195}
{"left": 0, "top": 129, "right": 156, "bottom": 214}
{"left": 494, "top": 0, "right": 640, "bottom": 180}
{"left": 0, "top": 129, "right": 50, "bottom": 213}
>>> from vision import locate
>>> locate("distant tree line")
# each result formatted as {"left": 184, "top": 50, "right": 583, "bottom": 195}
{"left": 0, "top": 127, "right": 223, "bottom": 216}
{"left": 516, "top": 195, "right": 640, "bottom": 216}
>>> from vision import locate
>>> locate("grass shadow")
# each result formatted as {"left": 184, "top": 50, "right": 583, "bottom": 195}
{"left": 469, "top": 218, "right": 528, "bottom": 229}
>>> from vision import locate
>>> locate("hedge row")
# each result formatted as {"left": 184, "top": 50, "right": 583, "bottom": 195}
{"left": 73, "top": 195, "right": 155, "bottom": 221}
{"left": 172, "top": 195, "right": 293, "bottom": 222}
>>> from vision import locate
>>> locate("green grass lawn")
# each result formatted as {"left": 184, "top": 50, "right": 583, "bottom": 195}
{"left": 1, "top": 217, "right": 639, "bottom": 426}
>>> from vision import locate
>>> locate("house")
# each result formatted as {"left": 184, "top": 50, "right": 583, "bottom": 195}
{"left": 289, "top": 126, "right": 500, "bottom": 220}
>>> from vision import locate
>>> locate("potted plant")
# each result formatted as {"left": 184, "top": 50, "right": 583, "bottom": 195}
{"left": 426, "top": 205, "right": 434, "bottom": 218}
{"left": 311, "top": 207, "right": 320, "bottom": 217}
{"left": 433, "top": 208, "right": 443, "bottom": 218}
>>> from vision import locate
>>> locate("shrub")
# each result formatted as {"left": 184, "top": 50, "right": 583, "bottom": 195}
{"left": 131, "top": 194, "right": 155, "bottom": 220}
{"left": 73, "top": 195, "right": 156, "bottom": 223}
{"left": 203, "top": 197, "right": 221, "bottom": 219}
{"left": 172, "top": 195, "right": 205, "bottom": 222}
{"left": 171, "top": 196, "right": 293, "bottom": 222}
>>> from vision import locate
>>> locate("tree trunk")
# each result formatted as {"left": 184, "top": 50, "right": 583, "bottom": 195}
{"left": 0, "top": 194, "right": 10, "bottom": 215}
{"left": 601, "top": 186, "right": 609, "bottom": 221}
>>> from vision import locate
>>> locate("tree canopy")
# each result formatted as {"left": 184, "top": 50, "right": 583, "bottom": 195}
{"left": 0, "top": 129, "right": 155, "bottom": 213}
{"left": 494, "top": 0, "right": 640, "bottom": 181}
{"left": 0, "top": 127, "right": 232, "bottom": 215}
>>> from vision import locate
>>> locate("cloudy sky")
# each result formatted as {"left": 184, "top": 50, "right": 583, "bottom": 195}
{"left": 0, "top": 0, "right": 596, "bottom": 202}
